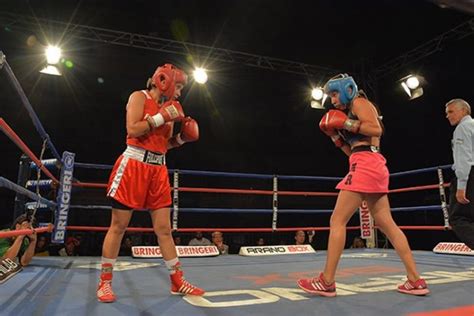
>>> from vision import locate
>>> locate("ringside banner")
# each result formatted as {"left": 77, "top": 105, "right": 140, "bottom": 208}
{"left": 239, "top": 245, "right": 315, "bottom": 256}
{"left": 132, "top": 245, "right": 219, "bottom": 258}
{"left": 433, "top": 242, "right": 474, "bottom": 256}
{"left": 52, "top": 151, "right": 75, "bottom": 243}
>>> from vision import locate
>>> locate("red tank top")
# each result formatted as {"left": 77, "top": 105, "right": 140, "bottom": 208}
{"left": 126, "top": 90, "right": 172, "bottom": 154}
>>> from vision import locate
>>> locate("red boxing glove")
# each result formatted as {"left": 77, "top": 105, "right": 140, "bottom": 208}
{"left": 180, "top": 117, "right": 199, "bottom": 142}
{"left": 173, "top": 117, "right": 199, "bottom": 146}
{"left": 319, "top": 115, "right": 345, "bottom": 148}
{"left": 160, "top": 100, "right": 185, "bottom": 122}
{"left": 320, "top": 110, "right": 360, "bottom": 133}
{"left": 146, "top": 100, "right": 185, "bottom": 128}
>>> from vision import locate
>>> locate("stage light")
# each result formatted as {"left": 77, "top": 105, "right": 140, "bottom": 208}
{"left": 39, "top": 45, "right": 63, "bottom": 76}
{"left": 45, "top": 46, "right": 61, "bottom": 65}
{"left": 406, "top": 76, "right": 419, "bottom": 89}
{"left": 39, "top": 65, "right": 61, "bottom": 76}
{"left": 311, "top": 87, "right": 324, "bottom": 100}
{"left": 193, "top": 67, "right": 208, "bottom": 84}
{"left": 310, "top": 87, "right": 327, "bottom": 109}
{"left": 399, "top": 74, "right": 424, "bottom": 100}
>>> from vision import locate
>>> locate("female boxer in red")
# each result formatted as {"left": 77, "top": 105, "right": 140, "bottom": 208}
{"left": 297, "top": 74, "right": 429, "bottom": 297}
{"left": 97, "top": 64, "right": 203, "bottom": 303}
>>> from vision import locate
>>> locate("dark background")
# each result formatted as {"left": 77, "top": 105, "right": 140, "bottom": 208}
{"left": 0, "top": 0, "right": 473, "bottom": 251}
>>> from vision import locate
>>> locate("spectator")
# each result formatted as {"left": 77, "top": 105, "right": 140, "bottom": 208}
{"left": 350, "top": 237, "right": 366, "bottom": 249}
{"left": 188, "top": 231, "right": 211, "bottom": 246}
{"left": 0, "top": 214, "right": 37, "bottom": 266}
{"left": 211, "top": 231, "right": 229, "bottom": 255}
{"left": 34, "top": 235, "right": 50, "bottom": 256}
{"left": 59, "top": 236, "right": 80, "bottom": 256}
{"left": 119, "top": 237, "right": 133, "bottom": 256}
{"left": 173, "top": 236, "right": 182, "bottom": 246}
{"left": 294, "top": 230, "right": 306, "bottom": 245}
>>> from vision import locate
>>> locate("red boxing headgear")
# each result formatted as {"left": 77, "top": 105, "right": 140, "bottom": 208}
{"left": 152, "top": 63, "right": 188, "bottom": 100}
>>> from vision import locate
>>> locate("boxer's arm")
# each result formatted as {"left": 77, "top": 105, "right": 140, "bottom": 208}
{"left": 126, "top": 91, "right": 151, "bottom": 138}
{"left": 340, "top": 143, "right": 351, "bottom": 156}
{"left": 352, "top": 98, "right": 382, "bottom": 137}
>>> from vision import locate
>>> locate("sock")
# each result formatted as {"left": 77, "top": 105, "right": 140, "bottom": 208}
{"left": 101, "top": 257, "right": 116, "bottom": 273}
{"left": 164, "top": 258, "right": 180, "bottom": 274}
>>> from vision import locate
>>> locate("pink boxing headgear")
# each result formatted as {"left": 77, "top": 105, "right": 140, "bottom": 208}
{"left": 151, "top": 63, "right": 188, "bottom": 100}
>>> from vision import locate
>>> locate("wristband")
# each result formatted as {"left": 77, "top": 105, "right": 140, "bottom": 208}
{"left": 343, "top": 119, "right": 360, "bottom": 133}
{"left": 145, "top": 113, "right": 165, "bottom": 128}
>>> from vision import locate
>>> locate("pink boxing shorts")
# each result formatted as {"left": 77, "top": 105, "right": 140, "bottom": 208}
{"left": 336, "top": 150, "right": 389, "bottom": 193}
{"left": 107, "top": 154, "right": 171, "bottom": 210}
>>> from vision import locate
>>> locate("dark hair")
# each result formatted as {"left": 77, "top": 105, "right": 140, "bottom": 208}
{"left": 11, "top": 214, "right": 29, "bottom": 230}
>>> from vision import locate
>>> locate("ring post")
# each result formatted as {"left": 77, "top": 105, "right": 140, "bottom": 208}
{"left": 172, "top": 169, "right": 179, "bottom": 231}
{"left": 437, "top": 167, "right": 450, "bottom": 229}
{"left": 13, "top": 155, "right": 32, "bottom": 220}
{"left": 272, "top": 175, "right": 278, "bottom": 231}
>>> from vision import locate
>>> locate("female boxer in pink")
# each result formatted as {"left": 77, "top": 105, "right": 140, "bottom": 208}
{"left": 297, "top": 74, "right": 429, "bottom": 297}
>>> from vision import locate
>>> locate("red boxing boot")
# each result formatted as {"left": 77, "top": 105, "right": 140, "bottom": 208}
{"left": 97, "top": 263, "right": 116, "bottom": 303}
{"left": 169, "top": 264, "right": 205, "bottom": 296}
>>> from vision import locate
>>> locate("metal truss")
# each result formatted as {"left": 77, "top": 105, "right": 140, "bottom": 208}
{"left": 374, "top": 17, "right": 474, "bottom": 79}
{"left": 1, "top": 11, "right": 472, "bottom": 82}
{"left": 0, "top": 11, "right": 339, "bottom": 80}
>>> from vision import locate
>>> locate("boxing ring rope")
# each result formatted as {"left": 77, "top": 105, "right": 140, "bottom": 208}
{"left": 0, "top": 118, "right": 59, "bottom": 184}
{"left": 64, "top": 225, "right": 446, "bottom": 233}
{"left": 64, "top": 226, "right": 363, "bottom": 233}
{"left": 0, "top": 51, "right": 60, "bottom": 160}
{"left": 0, "top": 177, "right": 56, "bottom": 209}
{"left": 57, "top": 164, "right": 453, "bottom": 236}
{"left": 0, "top": 128, "right": 454, "bottom": 243}
{"left": 27, "top": 164, "right": 452, "bottom": 213}
{"left": 0, "top": 224, "right": 54, "bottom": 238}
{"left": 18, "top": 157, "right": 453, "bottom": 233}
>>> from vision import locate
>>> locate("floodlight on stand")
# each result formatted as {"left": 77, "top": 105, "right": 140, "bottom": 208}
{"left": 310, "top": 87, "right": 327, "bottom": 109}
{"left": 399, "top": 74, "right": 424, "bottom": 100}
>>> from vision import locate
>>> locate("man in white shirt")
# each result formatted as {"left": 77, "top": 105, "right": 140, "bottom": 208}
{"left": 445, "top": 98, "right": 474, "bottom": 250}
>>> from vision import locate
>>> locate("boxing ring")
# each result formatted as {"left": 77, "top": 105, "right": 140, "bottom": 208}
{"left": 1, "top": 52, "right": 474, "bottom": 316}
{"left": 2, "top": 250, "right": 474, "bottom": 315}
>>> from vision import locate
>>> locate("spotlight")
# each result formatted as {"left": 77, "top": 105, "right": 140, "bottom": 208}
{"left": 39, "top": 65, "right": 61, "bottom": 76}
{"left": 193, "top": 67, "right": 208, "bottom": 84}
{"left": 45, "top": 46, "right": 61, "bottom": 65}
{"left": 399, "top": 74, "right": 425, "bottom": 100}
{"left": 39, "top": 45, "right": 63, "bottom": 76}
{"left": 310, "top": 87, "right": 327, "bottom": 109}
